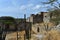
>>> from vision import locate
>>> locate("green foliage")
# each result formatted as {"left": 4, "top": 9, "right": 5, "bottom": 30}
{"left": 0, "top": 16, "right": 15, "bottom": 24}
{"left": 50, "top": 9, "right": 60, "bottom": 16}
{"left": 50, "top": 9, "right": 60, "bottom": 25}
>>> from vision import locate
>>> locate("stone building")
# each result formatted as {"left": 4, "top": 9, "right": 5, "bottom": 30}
{"left": 26, "top": 12, "right": 51, "bottom": 33}
{"left": 27, "top": 12, "right": 43, "bottom": 24}
{"left": 43, "top": 12, "right": 50, "bottom": 23}
{"left": 0, "top": 12, "right": 54, "bottom": 40}
{"left": 29, "top": 12, "right": 55, "bottom": 40}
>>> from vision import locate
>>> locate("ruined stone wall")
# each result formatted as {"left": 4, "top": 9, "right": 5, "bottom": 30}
{"left": 43, "top": 12, "right": 50, "bottom": 23}
{"left": 27, "top": 12, "right": 43, "bottom": 24}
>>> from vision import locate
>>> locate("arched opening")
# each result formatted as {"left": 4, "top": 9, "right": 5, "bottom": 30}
{"left": 37, "top": 27, "right": 39, "bottom": 32}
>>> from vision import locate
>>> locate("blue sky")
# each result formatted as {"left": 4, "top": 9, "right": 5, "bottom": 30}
{"left": 0, "top": 0, "right": 57, "bottom": 18}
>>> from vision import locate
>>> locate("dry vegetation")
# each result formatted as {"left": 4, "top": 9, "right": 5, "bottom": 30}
{"left": 5, "top": 31, "right": 25, "bottom": 40}
{"left": 47, "top": 30, "right": 60, "bottom": 40}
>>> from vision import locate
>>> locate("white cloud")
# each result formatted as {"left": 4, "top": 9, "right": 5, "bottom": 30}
{"left": 19, "top": 4, "right": 41, "bottom": 13}
{"left": 32, "top": 5, "right": 49, "bottom": 10}
{"left": 19, "top": 4, "right": 49, "bottom": 14}
{"left": 20, "top": 5, "right": 26, "bottom": 10}
{"left": 32, "top": 5, "right": 41, "bottom": 10}
{"left": 27, "top": 4, "right": 34, "bottom": 7}
{"left": 19, "top": 4, "right": 34, "bottom": 10}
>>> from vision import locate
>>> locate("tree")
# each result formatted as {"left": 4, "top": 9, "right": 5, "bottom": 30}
{"left": 42, "top": 0, "right": 60, "bottom": 25}
{"left": 0, "top": 16, "right": 15, "bottom": 31}
{"left": 42, "top": 0, "right": 60, "bottom": 9}
{"left": 0, "top": 16, "right": 15, "bottom": 24}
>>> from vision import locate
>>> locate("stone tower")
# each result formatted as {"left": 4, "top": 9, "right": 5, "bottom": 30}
{"left": 26, "top": 14, "right": 33, "bottom": 23}
{"left": 43, "top": 12, "right": 50, "bottom": 23}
